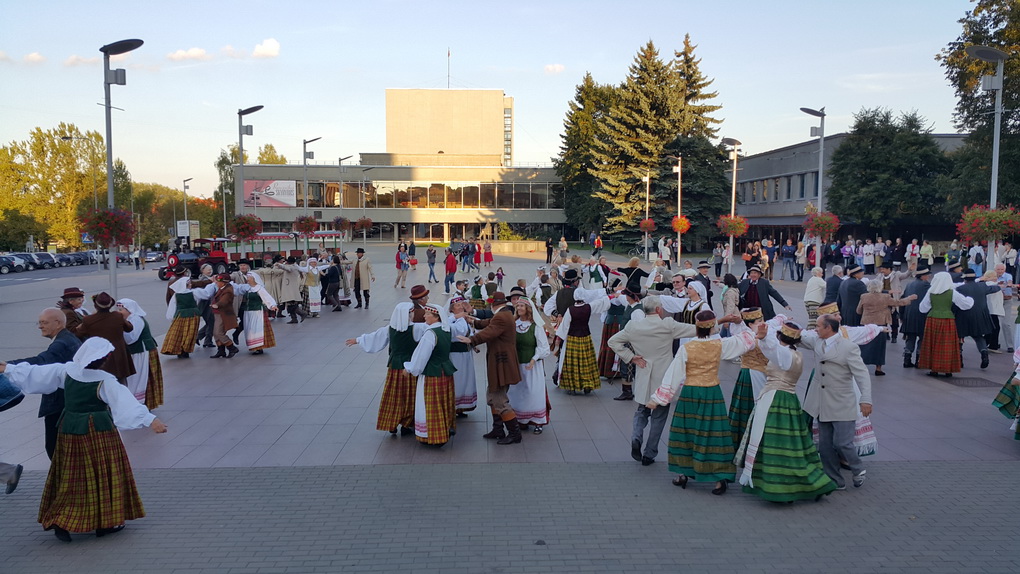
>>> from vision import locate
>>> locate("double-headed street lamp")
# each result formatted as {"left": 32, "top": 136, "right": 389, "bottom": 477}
{"left": 237, "top": 105, "right": 264, "bottom": 229}
{"left": 966, "top": 45, "right": 1009, "bottom": 267}
{"left": 721, "top": 137, "right": 742, "bottom": 274}
{"left": 100, "top": 38, "right": 143, "bottom": 299}
{"left": 800, "top": 106, "right": 826, "bottom": 271}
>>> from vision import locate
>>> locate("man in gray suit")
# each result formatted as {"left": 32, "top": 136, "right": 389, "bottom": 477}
{"left": 800, "top": 314, "right": 873, "bottom": 489}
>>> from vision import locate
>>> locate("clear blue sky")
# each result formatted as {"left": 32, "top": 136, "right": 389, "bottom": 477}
{"left": 1, "top": 0, "right": 974, "bottom": 199}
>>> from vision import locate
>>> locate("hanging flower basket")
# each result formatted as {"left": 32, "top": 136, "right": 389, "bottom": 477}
{"left": 230, "top": 214, "right": 263, "bottom": 241}
{"left": 671, "top": 215, "right": 691, "bottom": 234}
{"left": 638, "top": 218, "right": 656, "bottom": 233}
{"left": 354, "top": 217, "right": 373, "bottom": 231}
{"left": 82, "top": 208, "right": 134, "bottom": 246}
{"left": 333, "top": 216, "right": 352, "bottom": 232}
{"left": 803, "top": 211, "right": 840, "bottom": 240}
{"left": 956, "top": 204, "right": 1020, "bottom": 243}
{"left": 716, "top": 214, "right": 749, "bottom": 237}
{"left": 294, "top": 215, "right": 318, "bottom": 236}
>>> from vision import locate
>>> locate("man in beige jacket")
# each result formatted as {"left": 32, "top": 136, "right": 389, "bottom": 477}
{"left": 352, "top": 248, "right": 375, "bottom": 309}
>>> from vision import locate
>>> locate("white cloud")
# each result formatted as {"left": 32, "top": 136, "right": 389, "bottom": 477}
{"left": 0, "top": 51, "right": 12, "bottom": 63}
{"left": 64, "top": 54, "right": 99, "bottom": 67}
{"left": 222, "top": 45, "right": 246, "bottom": 59}
{"left": 544, "top": 63, "right": 565, "bottom": 75}
{"left": 168, "top": 47, "right": 212, "bottom": 62}
{"left": 252, "top": 38, "right": 280, "bottom": 59}
{"left": 23, "top": 52, "right": 45, "bottom": 64}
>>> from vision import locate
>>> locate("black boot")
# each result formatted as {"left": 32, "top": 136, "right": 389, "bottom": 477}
{"left": 981, "top": 350, "right": 990, "bottom": 369}
{"left": 482, "top": 415, "right": 505, "bottom": 440}
{"left": 497, "top": 418, "right": 523, "bottom": 445}
{"left": 903, "top": 355, "right": 914, "bottom": 368}
{"left": 364, "top": 293, "right": 370, "bottom": 309}
{"left": 178, "top": 352, "right": 190, "bottom": 359}
{"left": 226, "top": 345, "right": 240, "bottom": 359}
{"left": 354, "top": 298, "right": 362, "bottom": 309}
{"left": 210, "top": 346, "right": 226, "bottom": 359}
{"left": 614, "top": 384, "right": 634, "bottom": 401}
{"left": 286, "top": 304, "right": 299, "bottom": 323}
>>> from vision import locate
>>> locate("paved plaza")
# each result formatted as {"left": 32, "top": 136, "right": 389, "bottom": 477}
{"left": 2, "top": 244, "right": 1019, "bottom": 573}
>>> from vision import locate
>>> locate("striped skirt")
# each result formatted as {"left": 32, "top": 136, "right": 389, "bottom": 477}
{"left": 413, "top": 375, "right": 455, "bottom": 445}
{"left": 667, "top": 384, "right": 736, "bottom": 482}
{"left": 160, "top": 316, "right": 200, "bottom": 355}
{"left": 246, "top": 310, "right": 276, "bottom": 351}
{"left": 144, "top": 349, "right": 164, "bottom": 410}
{"left": 470, "top": 298, "right": 487, "bottom": 310}
{"left": 805, "top": 302, "right": 820, "bottom": 330}
{"left": 39, "top": 421, "right": 145, "bottom": 533}
{"left": 734, "top": 390, "right": 837, "bottom": 502}
{"left": 992, "top": 374, "right": 1020, "bottom": 441}
{"left": 559, "top": 335, "right": 601, "bottom": 392}
{"left": 728, "top": 368, "right": 756, "bottom": 447}
{"left": 596, "top": 321, "right": 622, "bottom": 378}
{"left": 376, "top": 368, "right": 417, "bottom": 432}
{"left": 917, "top": 316, "right": 961, "bottom": 373}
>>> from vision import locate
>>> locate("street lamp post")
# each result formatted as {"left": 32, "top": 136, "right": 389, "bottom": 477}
{"left": 100, "top": 38, "right": 143, "bottom": 299}
{"left": 641, "top": 172, "right": 651, "bottom": 259}
{"left": 966, "top": 45, "right": 1009, "bottom": 267}
{"left": 237, "top": 105, "right": 264, "bottom": 220}
{"left": 302, "top": 137, "right": 321, "bottom": 252}
{"left": 721, "top": 138, "right": 742, "bottom": 274}
{"left": 666, "top": 155, "right": 683, "bottom": 259}
{"left": 800, "top": 107, "right": 826, "bottom": 272}
{"left": 337, "top": 155, "right": 352, "bottom": 254}
{"left": 182, "top": 177, "right": 192, "bottom": 244}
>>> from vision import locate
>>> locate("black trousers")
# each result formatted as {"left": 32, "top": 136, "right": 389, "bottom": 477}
{"left": 44, "top": 412, "right": 60, "bottom": 460}
{"left": 986, "top": 315, "right": 1002, "bottom": 350}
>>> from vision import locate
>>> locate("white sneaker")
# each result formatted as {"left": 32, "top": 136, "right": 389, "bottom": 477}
{"left": 853, "top": 470, "right": 866, "bottom": 488}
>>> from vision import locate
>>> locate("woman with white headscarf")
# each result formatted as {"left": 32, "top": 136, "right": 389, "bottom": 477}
{"left": 118, "top": 298, "right": 164, "bottom": 410}
{"left": 405, "top": 303, "right": 457, "bottom": 446}
{"left": 508, "top": 296, "right": 552, "bottom": 433}
{"left": 917, "top": 271, "right": 974, "bottom": 377}
{"left": 160, "top": 270, "right": 202, "bottom": 359}
{"left": 300, "top": 257, "right": 321, "bottom": 317}
{"left": 0, "top": 338, "right": 168, "bottom": 542}
{"left": 447, "top": 296, "right": 478, "bottom": 416}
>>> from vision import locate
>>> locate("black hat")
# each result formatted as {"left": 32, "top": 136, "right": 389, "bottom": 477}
{"left": 563, "top": 269, "right": 579, "bottom": 281}
{"left": 61, "top": 287, "right": 85, "bottom": 299}
{"left": 879, "top": 261, "right": 893, "bottom": 270}
{"left": 238, "top": 259, "right": 253, "bottom": 267}
{"left": 622, "top": 288, "right": 642, "bottom": 300}
{"left": 697, "top": 261, "right": 710, "bottom": 269}
{"left": 846, "top": 265, "right": 864, "bottom": 275}
{"left": 961, "top": 269, "right": 977, "bottom": 280}
{"left": 948, "top": 261, "right": 962, "bottom": 271}
{"left": 355, "top": 248, "right": 365, "bottom": 254}
{"left": 914, "top": 267, "right": 931, "bottom": 276}
{"left": 508, "top": 286, "right": 526, "bottom": 299}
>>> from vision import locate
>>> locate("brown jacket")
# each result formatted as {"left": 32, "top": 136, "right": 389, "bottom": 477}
{"left": 76, "top": 309, "right": 135, "bottom": 381}
{"left": 856, "top": 292, "right": 912, "bottom": 326}
{"left": 57, "top": 300, "right": 86, "bottom": 339}
{"left": 469, "top": 305, "right": 521, "bottom": 390}
{"left": 212, "top": 283, "right": 238, "bottom": 331}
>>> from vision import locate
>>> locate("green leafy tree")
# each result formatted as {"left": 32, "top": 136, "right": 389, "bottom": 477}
{"left": 257, "top": 143, "right": 288, "bottom": 164}
{"left": 111, "top": 159, "right": 133, "bottom": 212}
{"left": 936, "top": 0, "right": 1020, "bottom": 208}
{"left": 554, "top": 73, "right": 617, "bottom": 233}
{"left": 826, "top": 108, "right": 953, "bottom": 230}
{"left": 0, "top": 209, "right": 49, "bottom": 251}
{"left": 653, "top": 136, "right": 730, "bottom": 251}
{"left": 214, "top": 145, "right": 247, "bottom": 208}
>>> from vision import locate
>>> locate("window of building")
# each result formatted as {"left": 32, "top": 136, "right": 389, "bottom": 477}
{"left": 394, "top": 182, "right": 410, "bottom": 208}
{"left": 761, "top": 180, "right": 768, "bottom": 202}
{"left": 513, "top": 182, "right": 530, "bottom": 209}
{"left": 549, "top": 183, "right": 564, "bottom": 209}
{"left": 409, "top": 183, "right": 427, "bottom": 208}
{"left": 463, "top": 185, "right": 479, "bottom": 208}
{"left": 341, "top": 182, "right": 360, "bottom": 208}
{"left": 785, "top": 176, "right": 792, "bottom": 200}
{"left": 799, "top": 174, "right": 805, "bottom": 199}
{"left": 812, "top": 172, "right": 819, "bottom": 197}
{"left": 428, "top": 183, "right": 446, "bottom": 208}
{"left": 773, "top": 178, "right": 781, "bottom": 202}
{"left": 480, "top": 183, "right": 497, "bottom": 208}
{"left": 531, "top": 183, "right": 548, "bottom": 209}
{"left": 324, "top": 182, "right": 341, "bottom": 207}
{"left": 375, "top": 182, "right": 394, "bottom": 208}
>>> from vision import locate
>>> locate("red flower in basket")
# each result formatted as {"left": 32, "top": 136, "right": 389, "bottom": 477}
{"left": 354, "top": 217, "right": 373, "bottom": 231}
{"left": 333, "top": 216, "right": 352, "bottom": 232}
{"left": 230, "top": 214, "right": 263, "bottom": 241}
{"left": 82, "top": 208, "right": 134, "bottom": 246}
{"left": 803, "top": 211, "right": 840, "bottom": 240}
{"left": 293, "top": 215, "right": 318, "bottom": 236}
{"left": 716, "top": 215, "right": 749, "bottom": 237}
{"left": 671, "top": 215, "right": 691, "bottom": 234}
{"left": 638, "top": 218, "right": 656, "bottom": 233}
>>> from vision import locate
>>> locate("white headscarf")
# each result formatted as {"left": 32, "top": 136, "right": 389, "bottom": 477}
{"left": 516, "top": 296, "right": 545, "bottom": 330}
{"left": 423, "top": 304, "right": 451, "bottom": 332}
{"left": 67, "top": 337, "right": 115, "bottom": 381}
{"left": 389, "top": 302, "right": 415, "bottom": 332}
{"left": 686, "top": 280, "right": 707, "bottom": 302}
{"left": 117, "top": 298, "right": 146, "bottom": 317}
{"left": 928, "top": 272, "right": 955, "bottom": 295}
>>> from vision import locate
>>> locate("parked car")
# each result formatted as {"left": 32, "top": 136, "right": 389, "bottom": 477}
{"left": 144, "top": 251, "right": 164, "bottom": 262}
{"left": 53, "top": 254, "right": 73, "bottom": 267}
{"left": 11, "top": 253, "right": 41, "bottom": 270}
{"left": 33, "top": 253, "right": 59, "bottom": 269}
{"left": 117, "top": 252, "right": 132, "bottom": 263}
{"left": 68, "top": 252, "right": 90, "bottom": 265}
{"left": 0, "top": 256, "right": 23, "bottom": 274}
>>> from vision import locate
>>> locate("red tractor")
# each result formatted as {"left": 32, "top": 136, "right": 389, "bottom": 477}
{"left": 157, "top": 238, "right": 236, "bottom": 280}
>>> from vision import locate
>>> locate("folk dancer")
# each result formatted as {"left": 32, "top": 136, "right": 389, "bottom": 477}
{"left": 901, "top": 266, "right": 933, "bottom": 368}
{"left": 56, "top": 286, "right": 89, "bottom": 338}
{"left": 955, "top": 269, "right": 1000, "bottom": 369}
{"left": 447, "top": 297, "right": 479, "bottom": 416}
{"left": 918, "top": 272, "right": 974, "bottom": 377}
{"left": 508, "top": 296, "right": 552, "bottom": 434}
{"left": 346, "top": 302, "right": 417, "bottom": 436}
{"left": 161, "top": 268, "right": 201, "bottom": 359}
{"left": 552, "top": 288, "right": 613, "bottom": 395}
{"left": 609, "top": 289, "right": 647, "bottom": 401}
{"left": 118, "top": 299, "right": 164, "bottom": 409}
{"left": 405, "top": 304, "right": 457, "bottom": 446}
{"left": 727, "top": 308, "right": 788, "bottom": 447}
{"left": 76, "top": 292, "right": 135, "bottom": 382}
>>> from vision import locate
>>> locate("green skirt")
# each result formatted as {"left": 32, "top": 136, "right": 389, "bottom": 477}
{"left": 667, "top": 384, "right": 735, "bottom": 482}
{"left": 992, "top": 374, "right": 1020, "bottom": 441}
{"left": 728, "top": 368, "right": 755, "bottom": 448}
{"left": 737, "top": 391, "right": 837, "bottom": 502}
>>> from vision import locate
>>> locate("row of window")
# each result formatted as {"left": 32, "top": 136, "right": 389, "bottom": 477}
{"left": 742, "top": 173, "right": 819, "bottom": 204}
{"left": 288, "top": 181, "right": 563, "bottom": 210}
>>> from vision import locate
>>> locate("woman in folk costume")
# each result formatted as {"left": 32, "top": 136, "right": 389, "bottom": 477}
{"left": 474, "top": 239, "right": 483, "bottom": 267}
{"left": 734, "top": 321, "right": 837, "bottom": 503}
{"left": 857, "top": 280, "right": 918, "bottom": 377}
{"left": 917, "top": 271, "right": 974, "bottom": 377}
{"left": 0, "top": 338, "right": 168, "bottom": 542}
{"left": 596, "top": 287, "right": 627, "bottom": 380}
{"left": 346, "top": 302, "right": 418, "bottom": 436}
{"left": 236, "top": 274, "right": 279, "bottom": 355}
{"left": 648, "top": 310, "right": 764, "bottom": 495}
{"left": 160, "top": 269, "right": 201, "bottom": 359}
{"left": 447, "top": 297, "right": 478, "bottom": 416}
{"left": 552, "top": 288, "right": 614, "bottom": 395}
{"left": 508, "top": 296, "right": 552, "bottom": 434}
{"left": 300, "top": 257, "right": 322, "bottom": 317}
{"left": 727, "top": 308, "right": 789, "bottom": 448}
{"left": 76, "top": 292, "right": 135, "bottom": 382}
{"left": 992, "top": 348, "right": 1020, "bottom": 441}
{"left": 118, "top": 299, "right": 164, "bottom": 410}
{"left": 405, "top": 303, "right": 457, "bottom": 446}
{"left": 469, "top": 275, "right": 488, "bottom": 310}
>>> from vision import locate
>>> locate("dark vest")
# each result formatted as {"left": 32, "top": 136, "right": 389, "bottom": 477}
{"left": 516, "top": 322, "right": 538, "bottom": 364}
{"left": 174, "top": 292, "right": 200, "bottom": 318}
{"left": 388, "top": 327, "right": 418, "bottom": 369}
{"left": 566, "top": 304, "right": 592, "bottom": 337}
{"left": 59, "top": 376, "right": 114, "bottom": 435}
{"left": 555, "top": 286, "right": 576, "bottom": 316}
{"left": 126, "top": 318, "right": 157, "bottom": 354}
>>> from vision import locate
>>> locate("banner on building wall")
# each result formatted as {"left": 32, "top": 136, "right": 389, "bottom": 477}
{"left": 244, "top": 180, "right": 297, "bottom": 208}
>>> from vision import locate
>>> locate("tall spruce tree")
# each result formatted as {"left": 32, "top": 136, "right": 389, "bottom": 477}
{"left": 673, "top": 34, "right": 722, "bottom": 139}
{"left": 654, "top": 135, "right": 730, "bottom": 252}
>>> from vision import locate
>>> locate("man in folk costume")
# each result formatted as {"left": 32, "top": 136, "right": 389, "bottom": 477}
{"left": 0, "top": 338, "right": 168, "bottom": 542}
{"left": 797, "top": 314, "right": 874, "bottom": 490}
{"left": 405, "top": 303, "right": 457, "bottom": 446}
{"left": 837, "top": 264, "right": 868, "bottom": 326}
{"left": 955, "top": 269, "right": 1001, "bottom": 369}
{"left": 447, "top": 296, "right": 478, "bottom": 417}
{"left": 117, "top": 299, "right": 164, "bottom": 410}
{"left": 738, "top": 265, "right": 791, "bottom": 321}
{"left": 596, "top": 285, "right": 628, "bottom": 381}
{"left": 901, "top": 266, "right": 933, "bottom": 368}
{"left": 346, "top": 302, "right": 418, "bottom": 436}
{"left": 601, "top": 289, "right": 646, "bottom": 401}
{"left": 276, "top": 256, "right": 308, "bottom": 323}
{"left": 947, "top": 261, "right": 964, "bottom": 282}
{"left": 608, "top": 295, "right": 697, "bottom": 466}
{"left": 458, "top": 292, "right": 524, "bottom": 445}
{"left": 76, "top": 292, "right": 135, "bottom": 382}
{"left": 694, "top": 261, "right": 715, "bottom": 311}
{"left": 55, "top": 287, "right": 89, "bottom": 338}
{"left": 229, "top": 259, "right": 257, "bottom": 339}
{"left": 204, "top": 274, "right": 241, "bottom": 358}
{"left": 727, "top": 308, "right": 790, "bottom": 447}
{"left": 875, "top": 261, "right": 914, "bottom": 343}
{"left": 161, "top": 268, "right": 202, "bottom": 359}
{"left": 7, "top": 308, "right": 81, "bottom": 460}
{"left": 409, "top": 285, "right": 430, "bottom": 323}
{"left": 552, "top": 288, "right": 614, "bottom": 395}
{"left": 352, "top": 247, "right": 375, "bottom": 309}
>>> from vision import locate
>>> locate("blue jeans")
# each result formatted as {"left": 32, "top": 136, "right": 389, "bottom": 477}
{"left": 444, "top": 272, "right": 455, "bottom": 293}
{"left": 783, "top": 258, "right": 796, "bottom": 280}
{"left": 632, "top": 404, "right": 671, "bottom": 461}
{"left": 427, "top": 262, "right": 437, "bottom": 282}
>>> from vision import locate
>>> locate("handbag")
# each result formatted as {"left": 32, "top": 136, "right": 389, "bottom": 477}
{"left": 409, "top": 258, "right": 418, "bottom": 265}
{"left": 741, "top": 253, "right": 752, "bottom": 262}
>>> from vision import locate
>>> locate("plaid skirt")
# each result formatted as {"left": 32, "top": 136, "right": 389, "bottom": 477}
{"left": 377, "top": 368, "right": 417, "bottom": 432}
{"left": 992, "top": 374, "right": 1020, "bottom": 441}
{"left": 559, "top": 335, "right": 601, "bottom": 392}
{"left": 160, "top": 316, "right": 200, "bottom": 355}
{"left": 144, "top": 349, "right": 164, "bottom": 410}
{"left": 300, "top": 285, "right": 311, "bottom": 315}
{"left": 247, "top": 311, "right": 276, "bottom": 351}
{"left": 728, "top": 368, "right": 756, "bottom": 447}
{"left": 667, "top": 384, "right": 736, "bottom": 482}
{"left": 470, "top": 298, "right": 487, "bottom": 310}
{"left": 918, "top": 317, "right": 961, "bottom": 373}
{"left": 39, "top": 421, "right": 145, "bottom": 533}
{"left": 414, "top": 375, "right": 455, "bottom": 445}
{"left": 596, "top": 321, "right": 622, "bottom": 378}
